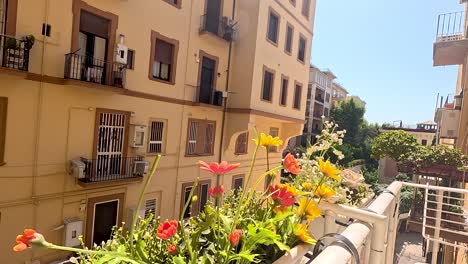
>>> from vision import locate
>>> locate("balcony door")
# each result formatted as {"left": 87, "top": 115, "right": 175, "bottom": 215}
{"left": 199, "top": 56, "right": 216, "bottom": 104}
{"left": 93, "top": 110, "right": 129, "bottom": 181}
{"left": 205, "top": 0, "right": 222, "bottom": 34}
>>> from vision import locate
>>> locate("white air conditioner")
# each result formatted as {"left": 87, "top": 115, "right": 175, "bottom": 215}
{"left": 116, "top": 43, "right": 128, "bottom": 64}
{"left": 130, "top": 125, "right": 146, "bottom": 148}
{"left": 133, "top": 160, "right": 149, "bottom": 176}
{"left": 69, "top": 160, "right": 85, "bottom": 179}
{"left": 64, "top": 218, "right": 83, "bottom": 247}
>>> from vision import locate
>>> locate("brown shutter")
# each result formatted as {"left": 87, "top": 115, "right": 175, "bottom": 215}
{"left": 80, "top": 10, "right": 110, "bottom": 38}
{"left": 0, "top": 97, "right": 7, "bottom": 164}
{"left": 195, "top": 122, "right": 206, "bottom": 155}
{"left": 155, "top": 39, "right": 173, "bottom": 64}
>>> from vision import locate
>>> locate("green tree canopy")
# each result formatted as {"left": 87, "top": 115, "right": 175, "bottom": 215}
{"left": 371, "top": 130, "right": 419, "bottom": 162}
{"left": 330, "top": 98, "right": 365, "bottom": 145}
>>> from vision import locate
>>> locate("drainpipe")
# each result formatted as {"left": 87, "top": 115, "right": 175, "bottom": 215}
{"left": 217, "top": 0, "right": 236, "bottom": 164}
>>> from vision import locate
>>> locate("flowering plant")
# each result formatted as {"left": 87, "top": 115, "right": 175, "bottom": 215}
{"left": 13, "top": 127, "right": 351, "bottom": 263}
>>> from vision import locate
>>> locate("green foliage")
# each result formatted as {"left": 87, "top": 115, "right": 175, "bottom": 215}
{"left": 330, "top": 98, "right": 365, "bottom": 145}
{"left": 406, "top": 144, "right": 468, "bottom": 169}
{"left": 371, "top": 130, "right": 418, "bottom": 162}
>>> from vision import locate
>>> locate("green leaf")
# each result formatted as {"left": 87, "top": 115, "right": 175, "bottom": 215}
{"left": 173, "top": 256, "right": 186, "bottom": 264}
{"left": 94, "top": 255, "right": 115, "bottom": 264}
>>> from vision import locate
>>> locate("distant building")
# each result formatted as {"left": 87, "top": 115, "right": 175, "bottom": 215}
{"left": 332, "top": 82, "right": 348, "bottom": 106}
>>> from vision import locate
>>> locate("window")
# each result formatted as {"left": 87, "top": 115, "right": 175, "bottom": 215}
{"left": 268, "top": 127, "right": 279, "bottom": 152}
{"left": 235, "top": 132, "right": 249, "bottom": 155}
{"left": 144, "top": 198, "right": 157, "bottom": 219}
{"left": 302, "top": 0, "right": 311, "bottom": 18}
{"left": 325, "top": 93, "right": 330, "bottom": 103}
{"left": 232, "top": 175, "right": 245, "bottom": 195}
{"left": 261, "top": 67, "right": 275, "bottom": 102}
{"left": 285, "top": 24, "right": 294, "bottom": 54}
{"left": 293, "top": 83, "right": 302, "bottom": 109}
{"left": 267, "top": 9, "right": 280, "bottom": 45}
{"left": 421, "top": 139, "right": 427, "bottom": 146}
{"left": 298, "top": 36, "right": 306, "bottom": 62}
{"left": 181, "top": 180, "right": 211, "bottom": 218}
{"left": 280, "top": 76, "right": 288, "bottom": 106}
{"left": 289, "top": 0, "right": 296, "bottom": 6}
{"left": 150, "top": 31, "right": 179, "bottom": 84}
{"left": 0, "top": 97, "right": 6, "bottom": 165}
{"left": 186, "top": 119, "right": 216, "bottom": 156}
{"left": 162, "top": 0, "right": 181, "bottom": 8}
{"left": 148, "top": 119, "right": 167, "bottom": 153}
{"left": 324, "top": 107, "right": 329, "bottom": 117}
{"left": 127, "top": 49, "right": 135, "bottom": 70}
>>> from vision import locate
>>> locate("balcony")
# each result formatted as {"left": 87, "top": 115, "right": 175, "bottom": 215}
{"left": 200, "top": 14, "right": 238, "bottom": 42}
{"left": 0, "top": 34, "right": 32, "bottom": 71}
{"left": 196, "top": 89, "right": 224, "bottom": 107}
{"left": 433, "top": 11, "right": 468, "bottom": 66}
{"left": 77, "top": 156, "right": 145, "bottom": 185}
{"left": 315, "top": 95, "right": 325, "bottom": 103}
{"left": 64, "top": 53, "right": 126, "bottom": 88}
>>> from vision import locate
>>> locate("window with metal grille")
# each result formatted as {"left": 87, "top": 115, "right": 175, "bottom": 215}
{"left": 181, "top": 180, "right": 211, "bottom": 218}
{"left": 294, "top": 83, "right": 302, "bottom": 109}
{"left": 280, "top": 77, "right": 288, "bottom": 106}
{"left": 144, "top": 198, "right": 157, "bottom": 219}
{"left": 298, "top": 36, "right": 306, "bottom": 62}
{"left": 268, "top": 127, "right": 279, "bottom": 152}
{"left": 148, "top": 119, "right": 166, "bottom": 153}
{"left": 285, "top": 24, "right": 293, "bottom": 54}
{"left": 235, "top": 132, "right": 249, "bottom": 155}
{"left": 186, "top": 119, "right": 215, "bottom": 156}
{"left": 262, "top": 68, "right": 274, "bottom": 102}
{"left": 267, "top": 10, "right": 279, "bottom": 44}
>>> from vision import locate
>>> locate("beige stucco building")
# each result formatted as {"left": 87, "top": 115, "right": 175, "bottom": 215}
{"left": 331, "top": 82, "right": 348, "bottom": 106}
{"left": 0, "top": 0, "right": 316, "bottom": 262}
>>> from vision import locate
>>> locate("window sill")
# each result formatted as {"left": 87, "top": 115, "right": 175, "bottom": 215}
{"left": 266, "top": 38, "right": 279, "bottom": 47}
{"left": 185, "top": 153, "right": 214, "bottom": 157}
{"left": 161, "top": 0, "right": 182, "bottom": 9}
{"left": 149, "top": 76, "right": 175, "bottom": 85}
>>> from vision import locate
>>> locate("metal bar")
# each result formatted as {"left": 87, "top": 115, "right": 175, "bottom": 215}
{"left": 431, "top": 189, "right": 443, "bottom": 264}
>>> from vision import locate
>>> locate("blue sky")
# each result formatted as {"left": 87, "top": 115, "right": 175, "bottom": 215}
{"left": 311, "top": 0, "right": 461, "bottom": 125}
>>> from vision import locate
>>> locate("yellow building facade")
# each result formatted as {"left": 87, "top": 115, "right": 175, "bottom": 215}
{"left": 0, "top": 0, "right": 316, "bottom": 262}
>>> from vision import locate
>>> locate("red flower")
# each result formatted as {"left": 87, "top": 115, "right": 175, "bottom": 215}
{"left": 209, "top": 185, "right": 225, "bottom": 197}
{"left": 229, "top": 229, "right": 243, "bottom": 246}
{"left": 157, "top": 220, "right": 178, "bottom": 240}
{"left": 269, "top": 185, "right": 295, "bottom": 207}
{"left": 284, "top": 153, "right": 301, "bottom": 175}
{"left": 168, "top": 244, "right": 177, "bottom": 255}
{"left": 13, "top": 229, "right": 37, "bottom": 252}
{"left": 198, "top": 161, "right": 240, "bottom": 175}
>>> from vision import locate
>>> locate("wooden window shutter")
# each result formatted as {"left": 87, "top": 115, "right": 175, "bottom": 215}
{"left": 187, "top": 120, "right": 198, "bottom": 155}
{"left": 235, "top": 132, "right": 248, "bottom": 154}
{"left": 0, "top": 97, "right": 7, "bottom": 164}
{"left": 155, "top": 39, "right": 174, "bottom": 64}
{"left": 204, "top": 123, "right": 214, "bottom": 154}
{"left": 144, "top": 198, "right": 157, "bottom": 219}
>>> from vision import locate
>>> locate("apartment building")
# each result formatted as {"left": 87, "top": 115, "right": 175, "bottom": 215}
{"left": 434, "top": 97, "right": 462, "bottom": 148}
{"left": 302, "top": 65, "right": 335, "bottom": 144}
{"left": 331, "top": 82, "right": 348, "bottom": 106}
{"left": 0, "top": 0, "right": 316, "bottom": 263}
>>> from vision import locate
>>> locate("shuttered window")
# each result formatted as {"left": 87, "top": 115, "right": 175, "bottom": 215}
{"left": 294, "top": 83, "right": 302, "bottom": 109}
{"left": 153, "top": 39, "right": 174, "bottom": 81}
{"left": 144, "top": 198, "right": 157, "bottom": 219}
{"left": 262, "top": 68, "right": 274, "bottom": 102}
{"left": 0, "top": 97, "right": 7, "bottom": 165}
{"left": 148, "top": 119, "right": 166, "bottom": 153}
{"left": 280, "top": 77, "right": 288, "bottom": 106}
{"left": 298, "top": 36, "right": 306, "bottom": 62}
{"left": 235, "top": 132, "right": 249, "bottom": 155}
{"left": 186, "top": 119, "right": 216, "bottom": 156}
{"left": 268, "top": 127, "right": 279, "bottom": 153}
{"left": 285, "top": 24, "right": 293, "bottom": 54}
{"left": 302, "top": 0, "right": 311, "bottom": 18}
{"left": 181, "top": 180, "right": 211, "bottom": 218}
{"left": 232, "top": 175, "right": 245, "bottom": 196}
{"left": 267, "top": 10, "right": 279, "bottom": 44}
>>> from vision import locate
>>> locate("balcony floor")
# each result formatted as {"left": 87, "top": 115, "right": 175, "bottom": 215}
{"left": 395, "top": 232, "right": 426, "bottom": 264}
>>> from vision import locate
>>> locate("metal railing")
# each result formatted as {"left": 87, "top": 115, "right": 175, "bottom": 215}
{"left": 200, "top": 14, "right": 237, "bottom": 42}
{"left": 436, "top": 11, "right": 467, "bottom": 42}
{"left": 0, "top": 34, "right": 31, "bottom": 71}
{"left": 277, "top": 181, "right": 468, "bottom": 264}
{"left": 315, "top": 95, "right": 325, "bottom": 103}
{"left": 313, "top": 112, "right": 323, "bottom": 119}
{"left": 79, "top": 156, "right": 144, "bottom": 183}
{"left": 64, "top": 53, "right": 126, "bottom": 88}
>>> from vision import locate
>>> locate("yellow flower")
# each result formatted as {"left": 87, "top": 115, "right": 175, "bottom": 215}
{"left": 279, "top": 183, "right": 302, "bottom": 196}
{"left": 296, "top": 197, "right": 321, "bottom": 222}
{"left": 273, "top": 205, "right": 288, "bottom": 215}
{"left": 318, "top": 159, "right": 341, "bottom": 181}
{"left": 314, "top": 184, "right": 336, "bottom": 199}
{"left": 302, "top": 182, "right": 313, "bottom": 190}
{"left": 294, "top": 224, "right": 316, "bottom": 244}
{"left": 253, "top": 133, "right": 283, "bottom": 148}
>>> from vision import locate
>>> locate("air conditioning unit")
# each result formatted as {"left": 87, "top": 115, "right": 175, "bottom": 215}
{"left": 69, "top": 160, "right": 85, "bottom": 179}
{"left": 64, "top": 218, "right": 83, "bottom": 247}
{"left": 221, "top": 16, "right": 237, "bottom": 42}
{"left": 130, "top": 124, "right": 146, "bottom": 148}
{"left": 133, "top": 160, "right": 149, "bottom": 176}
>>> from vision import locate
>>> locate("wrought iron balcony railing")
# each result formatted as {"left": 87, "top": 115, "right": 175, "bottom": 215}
{"left": 200, "top": 14, "right": 238, "bottom": 42}
{"left": 79, "top": 156, "right": 144, "bottom": 183}
{"left": 436, "top": 11, "right": 467, "bottom": 42}
{"left": 64, "top": 53, "right": 126, "bottom": 88}
{"left": 0, "top": 34, "right": 31, "bottom": 71}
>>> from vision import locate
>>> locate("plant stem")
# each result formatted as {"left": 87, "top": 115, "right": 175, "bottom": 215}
{"left": 130, "top": 155, "right": 161, "bottom": 255}
{"left": 47, "top": 244, "right": 144, "bottom": 264}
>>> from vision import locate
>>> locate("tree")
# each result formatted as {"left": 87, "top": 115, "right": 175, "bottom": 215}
{"left": 330, "top": 98, "right": 365, "bottom": 145}
{"left": 371, "top": 130, "right": 418, "bottom": 162}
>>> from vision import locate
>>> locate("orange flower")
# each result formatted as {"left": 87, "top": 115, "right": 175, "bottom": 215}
{"left": 229, "top": 229, "right": 243, "bottom": 246}
{"left": 168, "top": 244, "right": 177, "bottom": 255}
{"left": 13, "top": 229, "right": 37, "bottom": 252}
{"left": 198, "top": 161, "right": 240, "bottom": 175}
{"left": 284, "top": 153, "right": 301, "bottom": 175}
{"left": 269, "top": 185, "right": 295, "bottom": 207}
{"left": 157, "top": 220, "right": 178, "bottom": 240}
{"left": 208, "top": 185, "right": 225, "bottom": 197}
